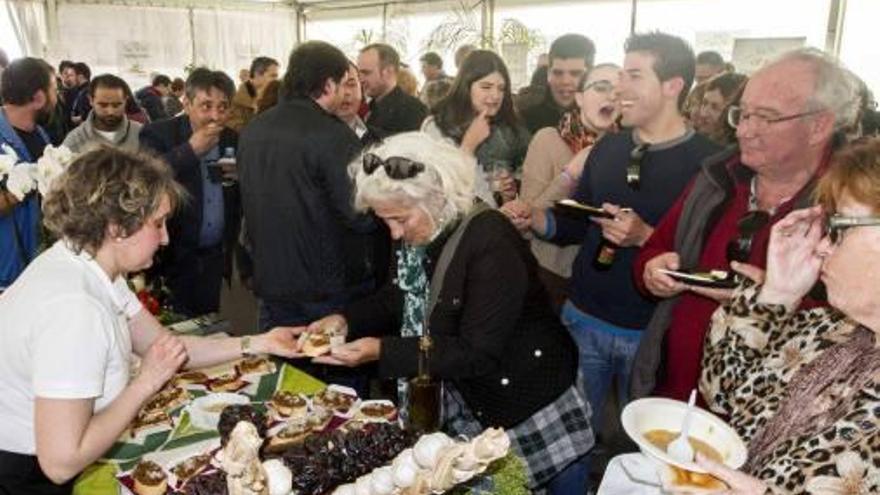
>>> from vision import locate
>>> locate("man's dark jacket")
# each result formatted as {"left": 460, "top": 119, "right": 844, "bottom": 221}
{"left": 238, "top": 97, "right": 376, "bottom": 304}
{"left": 520, "top": 91, "right": 567, "bottom": 134}
{"left": 366, "top": 86, "right": 427, "bottom": 138}
{"left": 139, "top": 115, "right": 240, "bottom": 313}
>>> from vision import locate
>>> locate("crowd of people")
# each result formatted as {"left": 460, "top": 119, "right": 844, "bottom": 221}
{"left": 1, "top": 24, "right": 880, "bottom": 495}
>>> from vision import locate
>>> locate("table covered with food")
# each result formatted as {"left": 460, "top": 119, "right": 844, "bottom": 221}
{"left": 72, "top": 352, "right": 527, "bottom": 495}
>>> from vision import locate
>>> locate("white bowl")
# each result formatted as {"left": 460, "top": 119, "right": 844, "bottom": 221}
{"left": 621, "top": 397, "right": 747, "bottom": 473}
{"left": 188, "top": 393, "right": 251, "bottom": 430}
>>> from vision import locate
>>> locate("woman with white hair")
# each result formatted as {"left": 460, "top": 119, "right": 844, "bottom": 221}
{"left": 302, "top": 132, "right": 593, "bottom": 493}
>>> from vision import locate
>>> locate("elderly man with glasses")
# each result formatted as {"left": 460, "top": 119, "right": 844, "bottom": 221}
{"left": 630, "top": 48, "right": 861, "bottom": 404}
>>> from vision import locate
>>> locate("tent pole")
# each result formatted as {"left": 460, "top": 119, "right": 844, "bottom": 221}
{"left": 381, "top": 2, "right": 387, "bottom": 41}
{"left": 296, "top": 4, "right": 306, "bottom": 43}
{"left": 46, "top": 0, "right": 59, "bottom": 58}
{"left": 188, "top": 7, "right": 196, "bottom": 66}
{"left": 825, "top": 0, "right": 847, "bottom": 56}
{"left": 630, "top": 0, "right": 637, "bottom": 34}
{"left": 480, "top": 0, "right": 494, "bottom": 48}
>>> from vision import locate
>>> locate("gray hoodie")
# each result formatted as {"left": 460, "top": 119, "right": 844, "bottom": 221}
{"left": 62, "top": 111, "right": 142, "bottom": 153}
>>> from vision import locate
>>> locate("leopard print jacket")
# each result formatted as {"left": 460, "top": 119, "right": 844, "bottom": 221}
{"left": 700, "top": 280, "right": 880, "bottom": 494}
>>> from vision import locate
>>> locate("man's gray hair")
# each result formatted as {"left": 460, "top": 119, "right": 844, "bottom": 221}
{"left": 772, "top": 47, "right": 860, "bottom": 132}
{"left": 350, "top": 132, "right": 476, "bottom": 224}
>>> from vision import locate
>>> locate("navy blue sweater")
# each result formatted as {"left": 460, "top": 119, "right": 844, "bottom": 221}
{"left": 550, "top": 129, "right": 720, "bottom": 329}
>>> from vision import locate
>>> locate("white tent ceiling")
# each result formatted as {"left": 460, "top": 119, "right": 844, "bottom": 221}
{"left": 4, "top": 0, "right": 880, "bottom": 94}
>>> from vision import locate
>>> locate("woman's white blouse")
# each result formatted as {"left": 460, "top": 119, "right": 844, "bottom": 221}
{"left": 0, "top": 241, "right": 143, "bottom": 454}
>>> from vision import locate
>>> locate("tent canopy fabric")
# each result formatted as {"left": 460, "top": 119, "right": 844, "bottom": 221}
{"left": 2, "top": 0, "right": 878, "bottom": 95}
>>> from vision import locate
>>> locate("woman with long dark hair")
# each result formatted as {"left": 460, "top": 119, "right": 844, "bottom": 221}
{"left": 422, "top": 50, "right": 531, "bottom": 206}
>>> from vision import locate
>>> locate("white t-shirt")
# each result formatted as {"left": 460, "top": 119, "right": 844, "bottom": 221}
{"left": 0, "top": 241, "right": 143, "bottom": 454}
{"left": 95, "top": 129, "right": 117, "bottom": 143}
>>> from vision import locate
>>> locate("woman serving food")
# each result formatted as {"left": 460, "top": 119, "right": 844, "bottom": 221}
{"left": 0, "top": 146, "right": 301, "bottom": 494}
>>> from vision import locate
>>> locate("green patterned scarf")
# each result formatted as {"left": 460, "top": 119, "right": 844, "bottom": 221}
{"left": 396, "top": 244, "right": 430, "bottom": 422}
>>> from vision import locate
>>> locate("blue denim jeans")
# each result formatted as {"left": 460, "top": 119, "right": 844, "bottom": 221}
{"left": 545, "top": 454, "right": 589, "bottom": 495}
{"left": 560, "top": 301, "right": 643, "bottom": 434}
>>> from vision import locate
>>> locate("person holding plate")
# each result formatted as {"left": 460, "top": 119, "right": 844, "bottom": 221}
{"left": 696, "top": 136, "right": 880, "bottom": 493}
{"left": 299, "top": 132, "right": 593, "bottom": 494}
{"left": 0, "top": 146, "right": 301, "bottom": 494}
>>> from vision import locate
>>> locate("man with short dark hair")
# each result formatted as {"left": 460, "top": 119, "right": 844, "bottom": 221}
{"left": 0, "top": 58, "right": 55, "bottom": 291}
{"left": 358, "top": 43, "right": 427, "bottom": 137}
{"left": 140, "top": 68, "right": 240, "bottom": 316}
{"left": 521, "top": 33, "right": 596, "bottom": 133}
{"left": 68, "top": 62, "right": 92, "bottom": 126}
{"left": 240, "top": 41, "right": 376, "bottom": 330}
{"left": 62, "top": 74, "right": 142, "bottom": 152}
{"left": 136, "top": 74, "right": 172, "bottom": 122}
{"left": 58, "top": 61, "right": 76, "bottom": 90}
{"left": 418, "top": 51, "right": 452, "bottom": 106}
{"left": 695, "top": 50, "right": 726, "bottom": 85}
{"left": 228, "top": 56, "right": 279, "bottom": 132}
{"left": 504, "top": 34, "right": 719, "bottom": 478}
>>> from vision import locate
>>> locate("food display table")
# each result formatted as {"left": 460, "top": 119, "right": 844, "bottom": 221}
{"left": 71, "top": 351, "right": 526, "bottom": 495}
{"left": 72, "top": 356, "right": 325, "bottom": 495}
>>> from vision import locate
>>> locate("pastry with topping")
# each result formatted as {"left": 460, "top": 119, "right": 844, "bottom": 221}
{"left": 132, "top": 460, "right": 168, "bottom": 495}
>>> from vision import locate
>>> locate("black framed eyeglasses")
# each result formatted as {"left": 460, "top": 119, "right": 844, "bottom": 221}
{"left": 363, "top": 153, "right": 425, "bottom": 179}
{"left": 727, "top": 105, "right": 823, "bottom": 130}
{"left": 626, "top": 143, "right": 649, "bottom": 190}
{"left": 824, "top": 215, "right": 880, "bottom": 244}
{"left": 726, "top": 210, "right": 771, "bottom": 263}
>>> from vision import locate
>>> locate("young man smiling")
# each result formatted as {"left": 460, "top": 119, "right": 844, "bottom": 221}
{"left": 505, "top": 34, "right": 719, "bottom": 479}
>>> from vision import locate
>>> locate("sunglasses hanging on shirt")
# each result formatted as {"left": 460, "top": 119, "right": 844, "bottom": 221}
{"left": 363, "top": 153, "right": 425, "bottom": 179}
{"left": 626, "top": 143, "right": 650, "bottom": 190}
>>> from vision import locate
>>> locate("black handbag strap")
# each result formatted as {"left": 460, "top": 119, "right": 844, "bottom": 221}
{"left": 423, "top": 203, "right": 490, "bottom": 330}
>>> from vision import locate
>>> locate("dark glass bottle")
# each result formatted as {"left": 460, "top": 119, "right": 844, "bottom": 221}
{"left": 593, "top": 239, "right": 617, "bottom": 271}
{"left": 407, "top": 335, "right": 441, "bottom": 434}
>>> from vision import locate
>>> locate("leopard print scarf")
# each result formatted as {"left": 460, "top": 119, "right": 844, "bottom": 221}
{"left": 746, "top": 326, "right": 880, "bottom": 472}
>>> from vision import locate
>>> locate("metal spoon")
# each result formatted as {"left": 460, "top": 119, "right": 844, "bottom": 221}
{"left": 668, "top": 389, "right": 697, "bottom": 463}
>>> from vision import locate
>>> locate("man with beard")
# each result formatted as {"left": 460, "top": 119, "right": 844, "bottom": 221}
{"left": 0, "top": 58, "right": 56, "bottom": 292}
{"left": 140, "top": 68, "right": 239, "bottom": 317}
{"left": 62, "top": 74, "right": 142, "bottom": 153}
